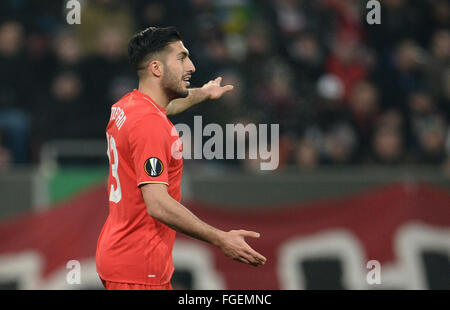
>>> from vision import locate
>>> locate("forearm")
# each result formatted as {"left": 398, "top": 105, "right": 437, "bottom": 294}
{"left": 141, "top": 184, "right": 266, "bottom": 267}
{"left": 166, "top": 88, "right": 209, "bottom": 116}
{"left": 147, "top": 193, "right": 224, "bottom": 246}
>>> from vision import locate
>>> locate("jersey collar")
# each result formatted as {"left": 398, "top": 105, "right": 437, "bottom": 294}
{"left": 133, "top": 89, "right": 167, "bottom": 114}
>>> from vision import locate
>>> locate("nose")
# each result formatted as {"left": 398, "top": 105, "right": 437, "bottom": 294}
{"left": 187, "top": 57, "right": 195, "bottom": 73}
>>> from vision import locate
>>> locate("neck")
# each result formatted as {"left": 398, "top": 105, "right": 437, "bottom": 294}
{"left": 138, "top": 79, "right": 169, "bottom": 110}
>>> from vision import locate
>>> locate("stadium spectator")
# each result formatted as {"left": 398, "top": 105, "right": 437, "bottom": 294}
{"left": 81, "top": 25, "right": 137, "bottom": 139}
{"left": 39, "top": 71, "right": 86, "bottom": 140}
{"left": 326, "top": 33, "right": 367, "bottom": 101}
{"left": 0, "top": 131, "right": 12, "bottom": 169}
{"left": 51, "top": 28, "right": 83, "bottom": 72}
{"left": 287, "top": 32, "right": 325, "bottom": 91}
{"left": 0, "top": 0, "right": 447, "bottom": 171}
{"left": 0, "top": 20, "right": 31, "bottom": 164}
{"left": 322, "top": 122, "right": 357, "bottom": 165}
{"left": 294, "top": 137, "right": 319, "bottom": 170}
{"left": 370, "top": 124, "right": 404, "bottom": 165}
{"left": 348, "top": 80, "right": 379, "bottom": 157}
{"left": 414, "top": 114, "right": 447, "bottom": 165}
{"left": 425, "top": 29, "right": 450, "bottom": 112}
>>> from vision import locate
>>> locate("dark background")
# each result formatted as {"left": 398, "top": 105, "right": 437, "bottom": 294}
{"left": 0, "top": 0, "right": 448, "bottom": 171}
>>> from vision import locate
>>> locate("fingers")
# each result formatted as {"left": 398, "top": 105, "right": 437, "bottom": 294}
{"left": 222, "top": 84, "right": 234, "bottom": 92}
{"left": 235, "top": 253, "right": 260, "bottom": 267}
{"left": 223, "top": 230, "right": 267, "bottom": 267}
{"left": 239, "top": 230, "right": 260, "bottom": 238}
{"left": 239, "top": 230, "right": 267, "bottom": 265}
{"left": 205, "top": 77, "right": 234, "bottom": 96}
{"left": 234, "top": 256, "right": 251, "bottom": 265}
{"left": 247, "top": 247, "right": 267, "bottom": 265}
{"left": 243, "top": 250, "right": 266, "bottom": 267}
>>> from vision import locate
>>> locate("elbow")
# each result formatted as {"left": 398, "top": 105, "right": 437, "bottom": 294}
{"left": 144, "top": 193, "right": 168, "bottom": 221}
{"left": 146, "top": 197, "right": 164, "bottom": 220}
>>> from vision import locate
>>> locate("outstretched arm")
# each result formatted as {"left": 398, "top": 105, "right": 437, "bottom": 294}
{"left": 141, "top": 183, "right": 266, "bottom": 267}
{"left": 166, "top": 77, "right": 233, "bottom": 116}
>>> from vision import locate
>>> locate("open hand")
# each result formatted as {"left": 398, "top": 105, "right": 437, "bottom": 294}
{"left": 218, "top": 230, "right": 267, "bottom": 267}
{"left": 201, "top": 77, "right": 234, "bottom": 100}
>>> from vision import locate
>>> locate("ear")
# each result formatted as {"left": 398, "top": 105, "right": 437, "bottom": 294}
{"left": 149, "top": 60, "right": 163, "bottom": 78}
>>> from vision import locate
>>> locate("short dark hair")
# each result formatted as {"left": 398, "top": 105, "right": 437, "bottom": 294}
{"left": 128, "top": 26, "right": 182, "bottom": 74}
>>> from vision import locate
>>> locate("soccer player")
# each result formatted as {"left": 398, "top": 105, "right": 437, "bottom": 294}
{"left": 96, "top": 26, "right": 266, "bottom": 290}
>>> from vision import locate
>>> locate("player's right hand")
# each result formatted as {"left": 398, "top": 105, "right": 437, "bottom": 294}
{"left": 218, "top": 230, "right": 267, "bottom": 267}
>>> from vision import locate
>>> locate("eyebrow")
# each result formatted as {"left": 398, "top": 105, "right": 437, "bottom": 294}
{"left": 177, "top": 51, "right": 190, "bottom": 58}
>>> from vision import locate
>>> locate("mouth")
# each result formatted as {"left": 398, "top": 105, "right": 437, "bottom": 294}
{"left": 182, "top": 75, "right": 191, "bottom": 87}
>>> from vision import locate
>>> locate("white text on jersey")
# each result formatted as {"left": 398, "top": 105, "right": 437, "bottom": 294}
{"left": 110, "top": 106, "right": 127, "bottom": 130}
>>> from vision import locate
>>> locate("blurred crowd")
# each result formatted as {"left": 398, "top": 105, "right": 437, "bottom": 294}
{"left": 0, "top": 0, "right": 449, "bottom": 173}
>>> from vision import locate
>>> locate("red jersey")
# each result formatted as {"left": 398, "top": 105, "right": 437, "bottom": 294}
{"left": 96, "top": 89, "right": 183, "bottom": 285}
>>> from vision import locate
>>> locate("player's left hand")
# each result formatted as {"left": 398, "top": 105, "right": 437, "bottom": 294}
{"left": 201, "top": 77, "right": 234, "bottom": 100}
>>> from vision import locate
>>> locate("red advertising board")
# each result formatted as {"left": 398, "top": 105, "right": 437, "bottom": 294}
{"left": 0, "top": 182, "right": 449, "bottom": 289}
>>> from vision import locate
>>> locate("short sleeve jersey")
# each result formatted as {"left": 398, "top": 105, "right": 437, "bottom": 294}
{"left": 96, "top": 89, "right": 183, "bottom": 285}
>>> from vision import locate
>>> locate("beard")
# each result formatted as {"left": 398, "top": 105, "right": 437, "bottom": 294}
{"left": 161, "top": 66, "right": 189, "bottom": 101}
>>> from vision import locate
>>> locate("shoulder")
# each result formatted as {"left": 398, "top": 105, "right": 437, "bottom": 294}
{"left": 111, "top": 91, "right": 171, "bottom": 134}
{"left": 115, "top": 95, "right": 164, "bottom": 123}
{"left": 127, "top": 104, "right": 171, "bottom": 138}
